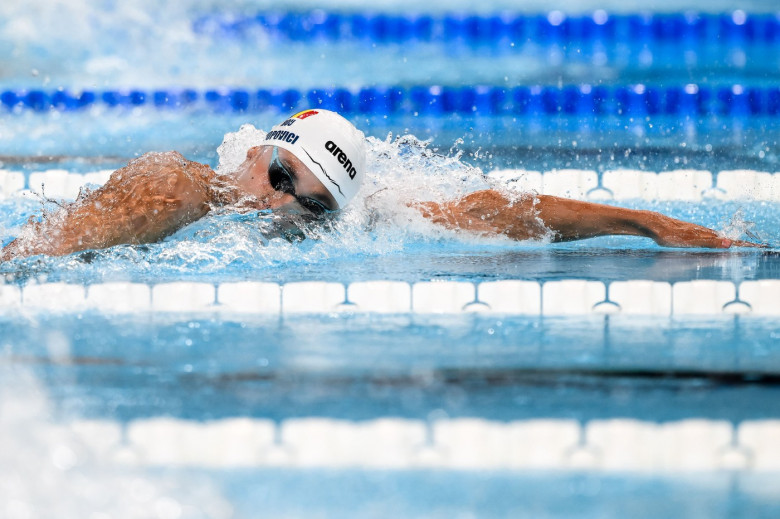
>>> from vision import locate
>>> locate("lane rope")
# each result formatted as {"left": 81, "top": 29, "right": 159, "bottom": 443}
{"left": 46, "top": 416, "right": 780, "bottom": 471}
{"left": 0, "top": 279, "right": 777, "bottom": 316}
{"left": 2, "top": 84, "right": 779, "bottom": 117}
{"left": 192, "top": 11, "right": 780, "bottom": 47}
{"left": 3, "top": 168, "right": 780, "bottom": 202}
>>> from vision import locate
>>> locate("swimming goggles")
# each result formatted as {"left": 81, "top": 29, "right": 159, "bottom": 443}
{"left": 268, "top": 146, "right": 334, "bottom": 216}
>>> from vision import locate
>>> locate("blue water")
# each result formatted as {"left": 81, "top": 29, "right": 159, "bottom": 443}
{"left": 3, "top": 194, "right": 779, "bottom": 286}
{"left": 201, "top": 471, "right": 780, "bottom": 519}
{"left": 5, "top": 313, "right": 779, "bottom": 422}
{"left": 2, "top": 113, "right": 779, "bottom": 172}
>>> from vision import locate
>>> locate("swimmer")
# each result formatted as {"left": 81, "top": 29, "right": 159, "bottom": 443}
{"left": 0, "top": 109, "right": 762, "bottom": 261}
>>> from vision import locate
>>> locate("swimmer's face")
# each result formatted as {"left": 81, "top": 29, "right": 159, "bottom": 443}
{"left": 244, "top": 145, "right": 338, "bottom": 215}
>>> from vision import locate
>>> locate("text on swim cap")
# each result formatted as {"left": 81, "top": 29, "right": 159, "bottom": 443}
{"left": 324, "top": 140, "right": 357, "bottom": 180}
{"left": 265, "top": 130, "right": 300, "bottom": 144}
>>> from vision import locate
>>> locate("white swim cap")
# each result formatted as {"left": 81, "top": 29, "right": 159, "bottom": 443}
{"left": 264, "top": 109, "right": 366, "bottom": 209}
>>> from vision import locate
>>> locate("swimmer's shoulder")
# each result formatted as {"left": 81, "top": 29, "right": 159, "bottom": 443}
{"left": 115, "top": 151, "right": 216, "bottom": 183}
{"left": 130, "top": 151, "right": 210, "bottom": 170}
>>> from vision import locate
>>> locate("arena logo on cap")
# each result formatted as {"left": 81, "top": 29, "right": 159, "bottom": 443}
{"left": 325, "top": 140, "right": 358, "bottom": 179}
{"left": 293, "top": 110, "right": 318, "bottom": 120}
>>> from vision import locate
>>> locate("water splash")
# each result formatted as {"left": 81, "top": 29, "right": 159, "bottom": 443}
{"left": 214, "top": 123, "right": 503, "bottom": 259}
{"left": 215, "top": 124, "right": 266, "bottom": 176}
{"left": 0, "top": 128, "right": 490, "bottom": 279}
{"left": 3, "top": 124, "right": 778, "bottom": 285}
{"left": 721, "top": 207, "right": 765, "bottom": 244}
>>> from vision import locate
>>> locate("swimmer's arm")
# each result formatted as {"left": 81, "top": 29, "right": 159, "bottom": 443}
{"left": 0, "top": 152, "right": 217, "bottom": 261}
{"left": 413, "top": 190, "right": 760, "bottom": 248}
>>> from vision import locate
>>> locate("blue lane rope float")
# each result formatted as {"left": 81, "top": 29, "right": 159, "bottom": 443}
{"left": 191, "top": 11, "right": 780, "bottom": 46}
{"left": 2, "top": 84, "right": 779, "bottom": 117}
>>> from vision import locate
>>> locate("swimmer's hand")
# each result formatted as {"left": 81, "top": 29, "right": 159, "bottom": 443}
{"left": 647, "top": 212, "right": 767, "bottom": 249}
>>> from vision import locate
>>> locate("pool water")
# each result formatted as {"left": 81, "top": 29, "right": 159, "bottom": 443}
{"left": 2, "top": 0, "right": 780, "bottom": 517}
{"left": 5, "top": 312, "right": 780, "bottom": 420}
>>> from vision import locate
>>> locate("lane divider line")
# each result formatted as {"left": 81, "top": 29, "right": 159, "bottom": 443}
{"left": 52, "top": 416, "right": 780, "bottom": 471}
{"left": 2, "top": 279, "right": 779, "bottom": 316}
{"left": 3, "top": 169, "right": 780, "bottom": 202}
{"left": 192, "top": 11, "right": 780, "bottom": 48}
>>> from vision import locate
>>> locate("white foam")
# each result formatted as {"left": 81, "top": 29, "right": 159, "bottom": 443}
{"left": 215, "top": 124, "right": 267, "bottom": 176}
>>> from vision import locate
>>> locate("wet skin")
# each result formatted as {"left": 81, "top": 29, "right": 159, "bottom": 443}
{"left": 231, "top": 145, "right": 338, "bottom": 213}
{"left": 0, "top": 147, "right": 761, "bottom": 261}
{"left": 412, "top": 191, "right": 761, "bottom": 249}
{"left": 0, "top": 146, "right": 336, "bottom": 260}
